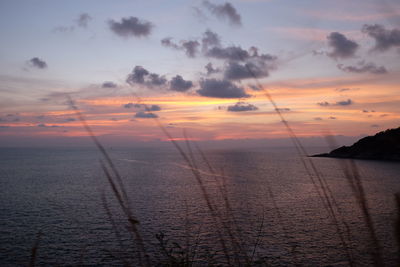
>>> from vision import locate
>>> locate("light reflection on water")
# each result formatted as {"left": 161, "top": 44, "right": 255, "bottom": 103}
{"left": 0, "top": 147, "right": 399, "bottom": 266}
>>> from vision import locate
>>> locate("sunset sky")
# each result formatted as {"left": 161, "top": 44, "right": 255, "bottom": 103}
{"left": 0, "top": 0, "right": 399, "bottom": 147}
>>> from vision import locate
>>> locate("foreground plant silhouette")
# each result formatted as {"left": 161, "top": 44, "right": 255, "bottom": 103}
{"left": 44, "top": 90, "right": 395, "bottom": 267}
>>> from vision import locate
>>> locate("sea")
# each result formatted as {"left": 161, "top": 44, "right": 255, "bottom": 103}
{"left": 0, "top": 146, "right": 399, "bottom": 266}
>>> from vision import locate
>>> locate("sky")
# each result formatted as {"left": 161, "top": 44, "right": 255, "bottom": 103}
{"left": 0, "top": 0, "right": 399, "bottom": 147}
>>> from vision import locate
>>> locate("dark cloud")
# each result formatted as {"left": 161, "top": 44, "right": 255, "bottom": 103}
{"left": 327, "top": 32, "right": 359, "bottom": 59}
{"left": 202, "top": 30, "right": 221, "bottom": 51}
{"left": 102, "top": 81, "right": 117, "bottom": 88}
{"left": 275, "top": 108, "right": 291, "bottom": 112}
{"left": 124, "top": 103, "right": 161, "bottom": 111}
{"left": 127, "top": 66, "right": 149, "bottom": 84}
{"left": 371, "top": 124, "right": 380, "bottom": 128}
{"left": 329, "top": 116, "right": 337, "bottom": 119}
{"left": 37, "top": 123, "right": 60, "bottom": 128}
{"left": 134, "top": 111, "right": 158, "bottom": 118}
{"left": 206, "top": 46, "right": 277, "bottom": 81}
{"left": 317, "top": 101, "right": 330, "bottom": 107}
{"left": 161, "top": 37, "right": 180, "bottom": 49}
{"left": 336, "top": 99, "right": 353, "bottom": 106}
{"left": 249, "top": 85, "right": 262, "bottom": 91}
{"left": 109, "top": 17, "right": 153, "bottom": 38}
{"left": 223, "top": 61, "right": 270, "bottom": 80}
{"left": 314, "top": 117, "right": 323, "bottom": 121}
{"left": 197, "top": 78, "right": 249, "bottom": 98}
{"left": 148, "top": 73, "right": 167, "bottom": 86}
{"left": 206, "top": 46, "right": 250, "bottom": 61}
{"left": 28, "top": 57, "right": 47, "bottom": 69}
{"left": 362, "top": 24, "right": 400, "bottom": 52}
{"left": 335, "top": 88, "right": 359, "bottom": 92}
{"left": 337, "top": 61, "right": 388, "bottom": 74}
{"left": 317, "top": 100, "right": 352, "bottom": 106}
{"left": 205, "top": 63, "right": 220, "bottom": 75}
{"left": 181, "top": 40, "right": 200, "bottom": 57}
{"left": 126, "top": 66, "right": 167, "bottom": 87}
{"left": 227, "top": 102, "right": 258, "bottom": 112}
{"left": 203, "top": 1, "right": 242, "bottom": 26}
{"left": 77, "top": 13, "right": 92, "bottom": 28}
{"left": 161, "top": 38, "right": 200, "bottom": 57}
{"left": 64, "top": 118, "right": 76, "bottom": 122}
{"left": 148, "top": 105, "right": 161, "bottom": 111}
{"left": 170, "top": 75, "right": 193, "bottom": 92}
{"left": 124, "top": 103, "right": 142, "bottom": 108}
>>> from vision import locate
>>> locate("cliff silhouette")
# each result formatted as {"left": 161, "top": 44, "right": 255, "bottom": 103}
{"left": 313, "top": 127, "right": 400, "bottom": 161}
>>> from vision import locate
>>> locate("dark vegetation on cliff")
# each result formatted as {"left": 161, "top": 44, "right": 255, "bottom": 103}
{"left": 313, "top": 127, "right": 400, "bottom": 161}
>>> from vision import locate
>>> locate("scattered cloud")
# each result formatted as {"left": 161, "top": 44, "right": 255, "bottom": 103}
{"left": 77, "top": 13, "right": 92, "bottom": 28}
{"left": 202, "top": 30, "right": 221, "bottom": 51}
{"left": 102, "top": 81, "right": 117, "bottom": 88}
{"left": 181, "top": 40, "right": 200, "bottom": 57}
{"left": 161, "top": 37, "right": 180, "bottom": 49}
{"left": 124, "top": 103, "right": 161, "bottom": 111}
{"left": 28, "top": 57, "right": 47, "bottom": 69}
{"left": 317, "top": 99, "right": 353, "bottom": 106}
{"left": 275, "top": 108, "right": 291, "bottom": 112}
{"left": 223, "top": 60, "right": 270, "bottom": 80}
{"left": 134, "top": 111, "right": 158, "bottom": 118}
{"left": 53, "top": 13, "right": 92, "bottom": 33}
{"left": 336, "top": 99, "right": 353, "bottom": 106}
{"left": 327, "top": 32, "right": 359, "bottom": 59}
{"left": 170, "top": 75, "right": 193, "bottom": 92}
{"left": 335, "top": 87, "right": 359, "bottom": 92}
{"left": 314, "top": 117, "right": 323, "bottom": 121}
{"left": 248, "top": 85, "right": 262, "bottom": 91}
{"left": 205, "top": 63, "right": 221, "bottom": 75}
{"left": 362, "top": 24, "right": 400, "bottom": 52}
{"left": 317, "top": 101, "right": 330, "bottom": 107}
{"left": 109, "top": 16, "right": 153, "bottom": 38}
{"left": 161, "top": 38, "right": 200, "bottom": 57}
{"left": 202, "top": 1, "right": 242, "bottom": 26}
{"left": 126, "top": 66, "right": 167, "bottom": 87}
{"left": 127, "top": 66, "right": 149, "bottom": 84}
{"left": 227, "top": 102, "right": 258, "bottom": 112}
{"left": 337, "top": 61, "right": 388, "bottom": 74}
{"left": 197, "top": 78, "right": 249, "bottom": 98}
{"left": 206, "top": 45, "right": 250, "bottom": 61}
{"left": 148, "top": 105, "right": 161, "bottom": 111}
{"left": 124, "top": 103, "right": 142, "bottom": 108}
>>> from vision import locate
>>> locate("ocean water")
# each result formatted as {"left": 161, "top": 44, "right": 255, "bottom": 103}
{"left": 0, "top": 146, "right": 399, "bottom": 266}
